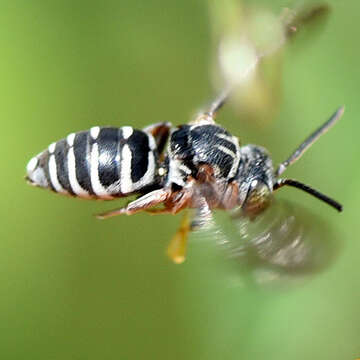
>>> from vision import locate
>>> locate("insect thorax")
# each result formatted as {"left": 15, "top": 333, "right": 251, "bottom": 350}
{"left": 164, "top": 122, "right": 241, "bottom": 190}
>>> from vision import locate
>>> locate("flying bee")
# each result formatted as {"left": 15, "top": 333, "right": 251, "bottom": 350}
{"left": 25, "top": 100, "right": 344, "bottom": 263}
{"left": 25, "top": 4, "right": 343, "bottom": 264}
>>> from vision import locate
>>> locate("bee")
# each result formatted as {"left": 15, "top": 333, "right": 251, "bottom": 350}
{"left": 25, "top": 97, "right": 343, "bottom": 262}
{"left": 25, "top": 4, "right": 343, "bottom": 264}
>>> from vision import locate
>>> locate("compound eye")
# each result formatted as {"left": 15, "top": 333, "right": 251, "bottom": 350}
{"left": 243, "top": 179, "right": 272, "bottom": 216}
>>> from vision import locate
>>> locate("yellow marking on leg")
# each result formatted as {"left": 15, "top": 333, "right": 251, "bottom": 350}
{"left": 167, "top": 212, "right": 190, "bottom": 264}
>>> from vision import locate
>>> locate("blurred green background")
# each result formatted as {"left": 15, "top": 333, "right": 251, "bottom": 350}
{"left": 1, "top": 0, "right": 359, "bottom": 359}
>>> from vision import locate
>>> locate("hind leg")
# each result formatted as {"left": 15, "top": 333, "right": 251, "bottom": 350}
{"left": 167, "top": 211, "right": 191, "bottom": 264}
{"left": 167, "top": 197, "right": 212, "bottom": 264}
{"left": 96, "top": 189, "right": 170, "bottom": 219}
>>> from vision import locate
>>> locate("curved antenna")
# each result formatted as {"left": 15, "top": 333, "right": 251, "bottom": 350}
{"left": 273, "top": 179, "right": 343, "bottom": 212}
{"left": 275, "top": 106, "right": 344, "bottom": 176}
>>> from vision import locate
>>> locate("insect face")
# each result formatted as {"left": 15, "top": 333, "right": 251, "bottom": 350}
{"left": 236, "top": 145, "right": 275, "bottom": 216}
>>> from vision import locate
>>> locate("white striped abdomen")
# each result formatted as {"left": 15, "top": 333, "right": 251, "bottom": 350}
{"left": 26, "top": 126, "right": 159, "bottom": 199}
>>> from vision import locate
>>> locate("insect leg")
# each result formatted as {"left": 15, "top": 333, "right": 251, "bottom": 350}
{"left": 190, "top": 197, "right": 212, "bottom": 230}
{"left": 275, "top": 106, "right": 344, "bottom": 176}
{"left": 199, "top": 4, "right": 331, "bottom": 124}
{"left": 191, "top": 89, "right": 231, "bottom": 125}
{"left": 221, "top": 180, "right": 240, "bottom": 210}
{"left": 207, "top": 89, "right": 231, "bottom": 118}
{"left": 142, "top": 122, "right": 171, "bottom": 155}
{"left": 166, "top": 196, "right": 212, "bottom": 264}
{"left": 273, "top": 178, "right": 343, "bottom": 212}
{"left": 96, "top": 189, "right": 170, "bottom": 219}
{"left": 167, "top": 211, "right": 191, "bottom": 264}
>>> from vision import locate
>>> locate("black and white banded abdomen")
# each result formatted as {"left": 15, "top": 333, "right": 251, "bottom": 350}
{"left": 26, "top": 126, "right": 160, "bottom": 199}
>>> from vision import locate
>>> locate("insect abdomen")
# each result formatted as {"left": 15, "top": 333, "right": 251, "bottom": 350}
{"left": 26, "top": 126, "right": 159, "bottom": 199}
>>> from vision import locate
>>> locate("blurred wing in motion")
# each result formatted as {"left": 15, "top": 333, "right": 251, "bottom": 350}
{"left": 212, "top": 198, "right": 341, "bottom": 287}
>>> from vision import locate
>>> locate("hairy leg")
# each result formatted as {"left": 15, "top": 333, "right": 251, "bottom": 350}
{"left": 96, "top": 189, "right": 170, "bottom": 219}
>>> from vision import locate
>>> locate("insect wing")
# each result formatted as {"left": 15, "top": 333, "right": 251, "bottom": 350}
{"left": 212, "top": 199, "right": 340, "bottom": 286}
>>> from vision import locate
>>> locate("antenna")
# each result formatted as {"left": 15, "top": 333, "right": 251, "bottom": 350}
{"left": 273, "top": 107, "right": 344, "bottom": 212}
{"left": 273, "top": 179, "right": 342, "bottom": 212}
{"left": 275, "top": 106, "right": 344, "bottom": 176}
